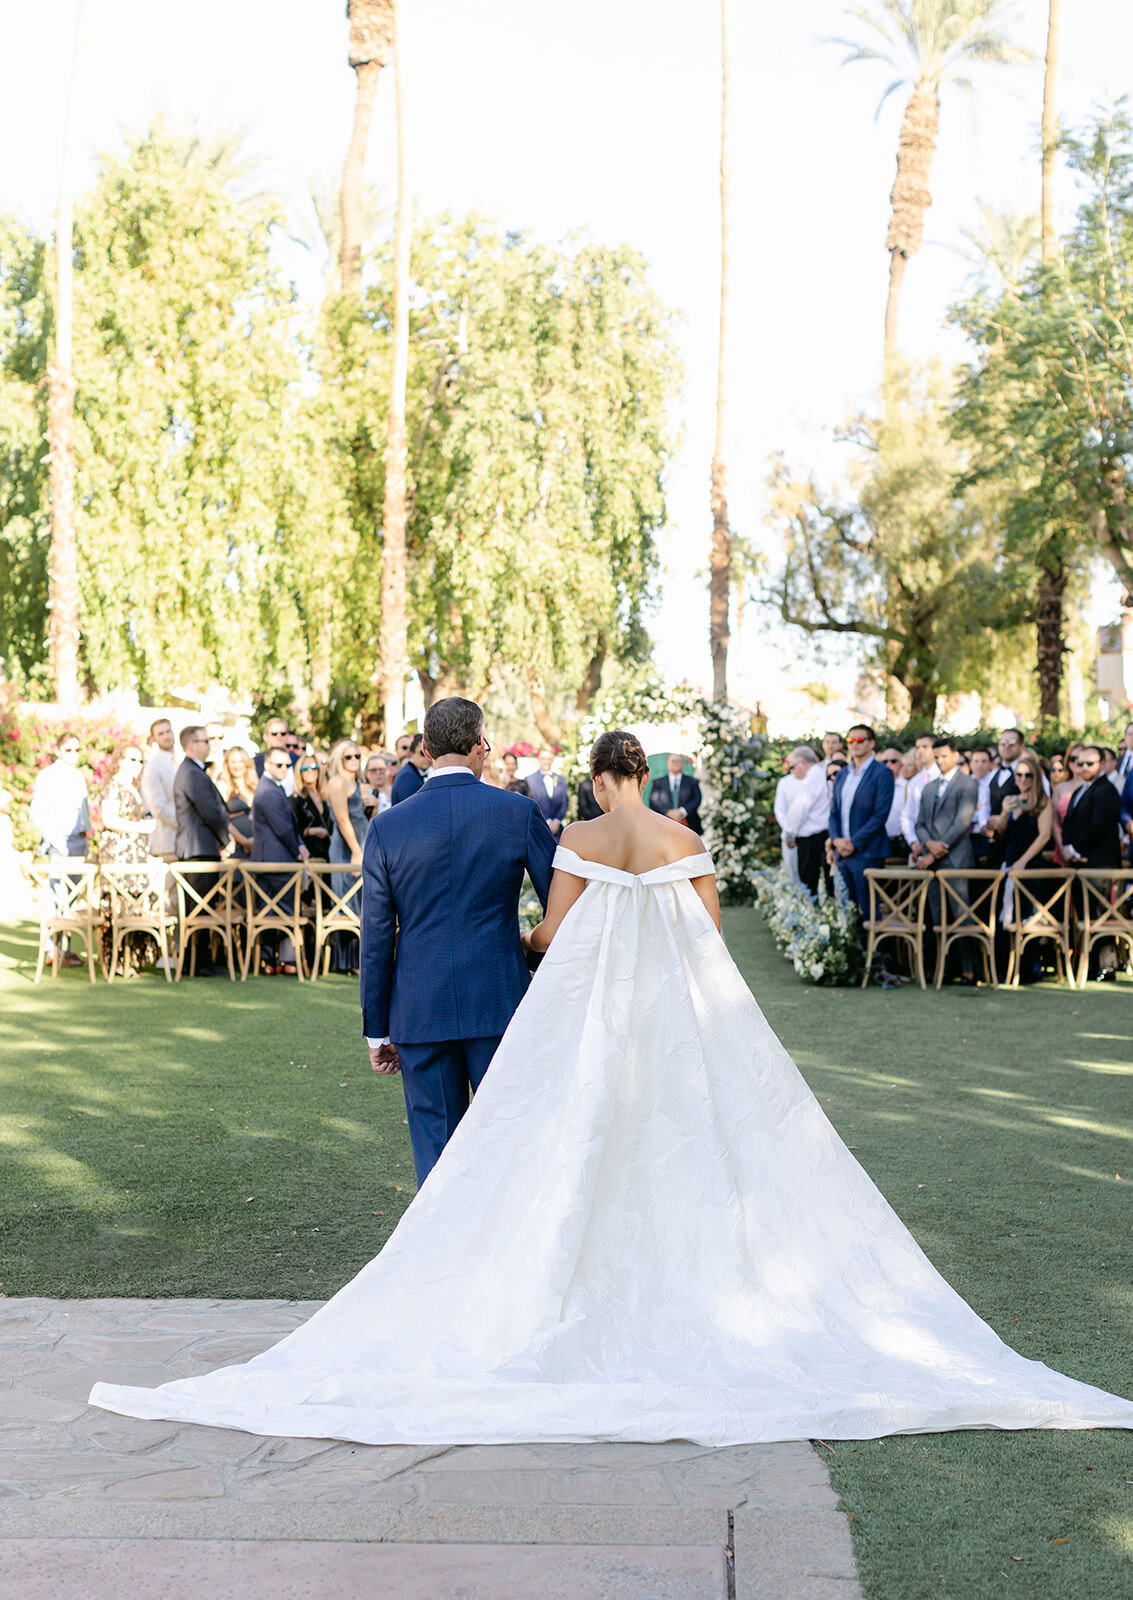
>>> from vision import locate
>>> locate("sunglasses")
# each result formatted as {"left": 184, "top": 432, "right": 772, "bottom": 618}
{"left": 299, "top": 763, "right": 318, "bottom": 772}
{"left": 846, "top": 736, "right": 870, "bottom": 745}
{"left": 343, "top": 753, "right": 361, "bottom": 762}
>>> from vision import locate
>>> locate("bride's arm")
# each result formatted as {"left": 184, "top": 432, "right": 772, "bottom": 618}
{"left": 525, "top": 868, "right": 586, "bottom": 953}
{"left": 691, "top": 870, "right": 722, "bottom": 931}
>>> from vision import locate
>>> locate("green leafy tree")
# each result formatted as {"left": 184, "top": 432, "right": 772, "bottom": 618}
{"left": 951, "top": 105, "right": 1133, "bottom": 718}
{"left": 764, "top": 367, "right": 1026, "bottom": 721}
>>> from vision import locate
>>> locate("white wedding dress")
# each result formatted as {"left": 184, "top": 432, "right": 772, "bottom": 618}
{"left": 90, "top": 847, "right": 1133, "bottom": 1444}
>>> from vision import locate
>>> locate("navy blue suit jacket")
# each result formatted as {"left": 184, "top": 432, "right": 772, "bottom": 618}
{"left": 830, "top": 758, "right": 895, "bottom": 864}
{"left": 1121, "top": 771, "right": 1133, "bottom": 858}
{"left": 251, "top": 776, "right": 303, "bottom": 862}
{"left": 361, "top": 771, "right": 557, "bottom": 1044}
{"left": 390, "top": 762, "right": 426, "bottom": 805}
{"left": 528, "top": 770, "right": 568, "bottom": 826}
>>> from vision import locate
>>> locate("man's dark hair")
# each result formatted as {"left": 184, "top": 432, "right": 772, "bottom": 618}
{"left": 968, "top": 745, "right": 993, "bottom": 760}
{"left": 1078, "top": 745, "right": 1103, "bottom": 762}
{"left": 148, "top": 717, "right": 170, "bottom": 741}
{"left": 1001, "top": 727, "right": 1026, "bottom": 742}
{"left": 932, "top": 736, "right": 958, "bottom": 753}
{"left": 409, "top": 732, "right": 424, "bottom": 754}
{"left": 847, "top": 723, "right": 874, "bottom": 742}
{"left": 422, "top": 697, "right": 484, "bottom": 758}
{"left": 1100, "top": 746, "right": 1116, "bottom": 763}
{"left": 179, "top": 723, "right": 206, "bottom": 752}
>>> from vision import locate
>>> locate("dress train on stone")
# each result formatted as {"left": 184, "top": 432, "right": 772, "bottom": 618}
{"left": 89, "top": 848, "right": 1133, "bottom": 1444}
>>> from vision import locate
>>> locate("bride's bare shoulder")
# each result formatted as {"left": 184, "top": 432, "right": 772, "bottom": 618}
{"left": 559, "top": 815, "right": 709, "bottom": 873}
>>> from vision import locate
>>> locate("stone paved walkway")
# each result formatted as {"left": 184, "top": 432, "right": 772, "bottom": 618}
{"left": 1, "top": 1298, "right": 861, "bottom": 1599}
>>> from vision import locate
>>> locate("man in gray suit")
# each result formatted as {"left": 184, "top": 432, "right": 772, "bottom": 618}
{"left": 913, "top": 737, "right": 980, "bottom": 980}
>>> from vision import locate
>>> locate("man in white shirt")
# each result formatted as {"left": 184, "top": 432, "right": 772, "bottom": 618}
{"left": 780, "top": 747, "right": 830, "bottom": 896}
{"left": 901, "top": 735, "right": 939, "bottom": 853}
{"left": 29, "top": 732, "right": 91, "bottom": 966}
{"left": 967, "top": 746, "right": 994, "bottom": 863}
{"left": 878, "top": 747, "right": 904, "bottom": 849}
{"left": 140, "top": 717, "right": 178, "bottom": 861}
{"left": 773, "top": 767, "right": 801, "bottom": 883}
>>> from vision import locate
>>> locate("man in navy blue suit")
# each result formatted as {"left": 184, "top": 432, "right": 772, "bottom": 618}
{"left": 361, "top": 698, "right": 557, "bottom": 1184}
{"left": 826, "top": 724, "right": 895, "bottom": 912}
{"left": 252, "top": 751, "right": 310, "bottom": 970}
{"left": 390, "top": 734, "right": 431, "bottom": 804}
{"left": 527, "top": 746, "right": 569, "bottom": 836}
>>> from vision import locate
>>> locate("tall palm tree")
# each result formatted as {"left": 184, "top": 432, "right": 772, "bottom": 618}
{"left": 378, "top": 0, "right": 410, "bottom": 743}
{"left": 709, "top": 0, "right": 732, "bottom": 704}
{"left": 341, "top": 0, "right": 394, "bottom": 296}
{"left": 1041, "top": 0, "right": 1060, "bottom": 266}
{"left": 837, "top": 0, "right": 1028, "bottom": 367}
{"left": 47, "top": 0, "right": 84, "bottom": 709}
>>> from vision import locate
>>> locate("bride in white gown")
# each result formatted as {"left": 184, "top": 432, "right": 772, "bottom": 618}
{"left": 90, "top": 731, "right": 1133, "bottom": 1445}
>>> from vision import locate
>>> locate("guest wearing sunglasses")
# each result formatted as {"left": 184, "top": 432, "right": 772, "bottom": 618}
{"left": 391, "top": 734, "right": 432, "bottom": 804}
{"left": 327, "top": 740, "right": 367, "bottom": 973}
{"left": 825, "top": 725, "right": 895, "bottom": 912}
{"left": 292, "top": 756, "right": 332, "bottom": 861}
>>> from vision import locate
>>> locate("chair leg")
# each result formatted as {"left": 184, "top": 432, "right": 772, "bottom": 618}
{"left": 934, "top": 932, "right": 946, "bottom": 990}
{"left": 107, "top": 930, "right": 119, "bottom": 984}
{"left": 913, "top": 932, "right": 927, "bottom": 990}
{"left": 35, "top": 935, "right": 46, "bottom": 984}
{"left": 861, "top": 929, "right": 875, "bottom": 987}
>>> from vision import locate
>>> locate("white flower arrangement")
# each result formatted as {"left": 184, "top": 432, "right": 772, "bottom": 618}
{"left": 753, "top": 867, "right": 865, "bottom": 987}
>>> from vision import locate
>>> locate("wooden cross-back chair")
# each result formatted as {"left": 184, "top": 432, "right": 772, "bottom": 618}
{"left": 932, "top": 869, "right": 1003, "bottom": 990}
{"left": 30, "top": 860, "right": 100, "bottom": 983}
{"left": 169, "top": 861, "right": 239, "bottom": 981}
{"left": 100, "top": 861, "right": 177, "bottom": 983}
{"left": 239, "top": 864, "right": 310, "bottom": 981}
{"left": 1074, "top": 868, "right": 1133, "bottom": 987}
{"left": 862, "top": 869, "right": 931, "bottom": 989}
{"left": 304, "top": 862, "right": 363, "bottom": 981}
{"left": 1003, "top": 869, "right": 1075, "bottom": 988}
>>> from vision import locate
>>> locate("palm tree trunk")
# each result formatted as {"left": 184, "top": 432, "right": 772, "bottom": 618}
{"left": 340, "top": 62, "right": 381, "bottom": 297}
{"left": 47, "top": 0, "right": 84, "bottom": 710}
{"left": 709, "top": 0, "right": 731, "bottom": 705}
{"left": 378, "top": 0, "right": 410, "bottom": 744}
{"left": 340, "top": 1, "right": 393, "bottom": 297}
{"left": 1035, "top": 552, "right": 1066, "bottom": 723}
{"left": 883, "top": 79, "right": 938, "bottom": 366}
{"left": 1041, "top": 0, "right": 1061, "bottom": 267}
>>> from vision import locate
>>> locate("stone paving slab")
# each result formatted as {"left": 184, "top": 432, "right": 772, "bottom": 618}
{"left": 0, "top": 1538, "right": 729, "bottom": 1600}
{"left": 0, "top": 1298, "right": 862, "bottom": 1598}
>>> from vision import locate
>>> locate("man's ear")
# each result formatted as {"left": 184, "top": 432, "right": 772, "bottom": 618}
{"left": 420, "top": 742, "right": 433, "bottom": 762}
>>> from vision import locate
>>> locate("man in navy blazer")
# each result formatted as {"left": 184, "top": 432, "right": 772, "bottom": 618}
{"left": 527, "top": 747, "right": 569, "bottom": 836}
{"left": 361, "top": 698, "right": 557, "bottom": 1184}
{"left": 252, "top": 753, "right": 309, "bottom": 903}
{"left": 390, "top": 735, "right": 431, "bottom": 804}
{"left": 827, "top": 723, "right": 895, "bottom": 911}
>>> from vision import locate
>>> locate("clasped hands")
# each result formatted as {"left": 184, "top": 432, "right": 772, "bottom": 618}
{"left": 912, "top": 839, "right": 949, "bottom": 870}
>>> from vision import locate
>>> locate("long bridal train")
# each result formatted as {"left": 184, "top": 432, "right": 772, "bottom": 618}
{"left": 90, "top": 849, "right": 1133, "bottom": 1445}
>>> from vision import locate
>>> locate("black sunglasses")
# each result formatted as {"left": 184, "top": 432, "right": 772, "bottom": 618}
{"left": 343, "top": 753, "right": 361, "bottom": 761}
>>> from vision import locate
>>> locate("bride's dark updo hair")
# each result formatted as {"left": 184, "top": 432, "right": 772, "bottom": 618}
{"left": 589, "top": 729, "right": 650, "bottom": 787}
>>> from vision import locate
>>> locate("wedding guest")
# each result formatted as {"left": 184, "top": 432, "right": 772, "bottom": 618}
{"left": 912, "top": 739, "right": 978, "bottom": 876}
{"left": 1120, "top": 762, "right": 1133, "bottom": 864}
{"left": 218, "top": 746, "right": 257, "bottom": 857}
{"left": 1061, "top": 746, "right": 1123, "bottom": 979}
{"left": 1051, "top": 745, "right": 1084, "bottom": 865}
{"left": 362, "top": 753, "right": 392, "bottom": 817}
{"left": 576, "top": 775, "right": 602, "bottom": 821}
{"left": 292, "top": 754, "right": 332, "bottom": 860}
{"left": 1116, "top": 722, "right": 1133, "bottom": 784}
{"left": 501, "top": 751, "right": 531, "bottom": 797}
{"left": 821, "top": 731, "right": 846, "bottom": 763}
{"left": 984, "top": 728, "right": 1025, "bottom": 864}
{"left": 252, "top": 749, "right": 309, "bottom": 975}
{"left": 826, "top": 755, "right": 847, "bottom": 791}
{"left": 648, "top": 752, "right": 702, "bottom": 834}
{"left": 285, "top": 732, "right": 306, "bottom": 760}
{"left": 327, "top": 739, "right": 366, "bottom": 972}
{"left": 96, "top": 745, "right": 158, "bottom": 975}
{"left": 1100, "top": 747, "right": 1122, "bottom": 791}
{"left": 29, "top": 732, "right": 91, "bottom": 969}
{"left": 391, "top": 735, "right": 431, "bottom": 804}
{"left": 826, "top": 725, "right": 895, "bottom": 912}
{"left": 968, "top": 746, "right": 995, "bottom": 864}
{"left": 253, "top": 714, "right": 296, "bottom": 795}
{"left": 879, "top": 747, "right": 905, "bottom": 854}
{"left": 900, "top": 734, "right": 939, "bottom": 853}
{"left": 992, "top": 754, "right": 1053, "bottom": 982}
{"left": 529, "top": 747, "right": 569, "bottom": 837}
{"left": 173, "top": 726, "right": 231, "bottom": 976}
{"left": 773, "top": 763, "right": 800, "bottom": 884}
{"left": 781, "top": 747, "right": 829, "bottom": 897}
{"left": 393, "top": 733, "right": 414, "bottom": 767}
{"left": 140, "top": 718, "right": 178, "bottom": 861}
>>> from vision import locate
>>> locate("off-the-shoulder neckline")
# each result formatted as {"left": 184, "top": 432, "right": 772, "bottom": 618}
{"left": 553, "top": 844, "right": 713, "bottom": 879}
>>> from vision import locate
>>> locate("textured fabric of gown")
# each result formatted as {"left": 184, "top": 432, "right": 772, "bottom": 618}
{"left": 89, "top": 847, "right": 1133, "bottom": 1445}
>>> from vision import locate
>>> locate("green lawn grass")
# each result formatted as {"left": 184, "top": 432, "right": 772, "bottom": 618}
{"left": 2, "top": 911, "right": 1130, "bottom": 1598}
